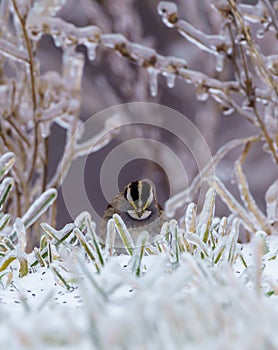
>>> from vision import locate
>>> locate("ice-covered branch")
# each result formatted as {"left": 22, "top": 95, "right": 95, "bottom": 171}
{"left": 158, "top": 1, "right": 231, "bottom": 72}
{"left": 25, "top": 6, "right": 241, "bottom": 99}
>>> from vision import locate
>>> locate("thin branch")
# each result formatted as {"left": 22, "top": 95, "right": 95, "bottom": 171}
{"left": 228, "top": 0, "right": 278, "bottom": 95}
{"left": 11, "top": 0, "right": 39, "bottom": 184}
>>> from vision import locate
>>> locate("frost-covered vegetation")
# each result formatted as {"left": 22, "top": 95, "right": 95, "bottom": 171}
{"left": 0, "top": 0, "right": 278, "bottom": 348}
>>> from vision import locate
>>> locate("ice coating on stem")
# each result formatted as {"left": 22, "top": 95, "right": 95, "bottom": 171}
{"left": 113, "top": 214, "right": 135, "bottom": 254}
{"left": 104, "top": 219, "right": 116, "bottom": 257}
{"left": 0, "top": 39, "right": 28, "bottom": 64}
{"left": 0, "top": 153, "right": 16, "bottom": 181}
{"left": 263, "top": 54, "right": 278, "bottom": 76}
{"left": 27, "top": 16, "right": 100, "bottom": 60}
{"left": 100, "top": 33, "right": 127, "bottom": 48}
{"left": 0, "top": 177, "right": 14, "bottom": 211}
{"left": 158, "top": 0, "right": 230, "bottom": 74}
{"left": 129, "top": 231, "right": 149, "bottom": 276}
{"left": 157, "top": 2, "right": 178, "bottom": 28}
{"left": 239, "top": 2, "right": 265, "bottom": 24}
{"left": 185, "top": 203, "right": 197, "bottom": 233}
{"left": 28, "top": 0, "right": 67, "bottom": 17}
{"left": 21, "top": 188, "right": 57, "bottom": 228}
{"left": 177, "top": 20, "right": 227, "bottom": 57}
{"left": 265, "top": 179, "right": 278, "bottom": 225}
{"left": 235, "top": 160, "right": 271, "bottom": 234}
{"left": 14, "top": 218, "right": 26, "bottom": 252}
{"left": 127, "top": 42, "right": 157, "bottom": 64}
{"left": 0, "top": 213, "right": 10, "bottom": 232}
{"left": 63, "top": 51, "right": 85, "bottom": 90}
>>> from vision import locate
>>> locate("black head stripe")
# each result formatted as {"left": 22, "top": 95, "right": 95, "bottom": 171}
{"left": 124, "top": 186, "right": 128, "bottom": 200}
{"left": 130, "top": 181, "right": 139, "bottom": 202}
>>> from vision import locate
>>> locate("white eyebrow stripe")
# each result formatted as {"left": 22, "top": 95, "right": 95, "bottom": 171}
{"left": 146, "top": 190, "right": 154, "bottom": 206}
{"left": 126, "top": 187, "right": 133, "bottom": 203}
{"left": 138, "top": 181, "right": 143, "bottom": 208}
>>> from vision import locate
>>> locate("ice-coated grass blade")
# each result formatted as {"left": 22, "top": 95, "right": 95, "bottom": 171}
{"left": 85, "top": 215, "right": 104, "bottom": 267}
{"left": 113, "top": 214, "right": 134, "bottom": 255}
{"left": 129, "top": 231, "right": 149, "bottom": 277}
{"left": 40, "top": 222, "right": 75, "bottom": 243}
{"left": 73, "top": 227, "right": 101, "bottom": 272}
{"left": 30, "top": 223, "right": 76, "bottom": 267}
{"left": 74, "top": 211, "right": 89, "bottom": 233}
{"left": 208, "top": 175, "right": 257, "bottom": 233}
{"left": 76, "top": 253, "right": 107, "bottom": 301}
{"left": 0, "top": 213, "right": 11, "bottom": 232}
{"left": 184, "top": 232, "right": 209, "bottom": 257}
{"left": 0, "top": 250, "right": 28, "bottom": 277}
{"left": 227, "top": 219, "right": 240, "bottom": 264}
{"left": 33, "top": 247, "right": 47, "bottom": 267}
{"left": 218, "top": 217, "right": 227, "bottom": 236}
{"left": 22, "top": 188, "right": 57, "bottom": 228}
{"left": 235, "top": 160, "right": 271, "bottom": 234}
{"left": 169, "top": 219, "right": 179, "bottom": 267}
{"left": 3, "top": 237, "right": 16, "bottom": 251}
{"left": 0, "top": 152, "right": 15, "bottom": 181}
{"left": 13, "top": 218, "right": 26, "bottom": 251}
{"left": 104, "top": 219, "right": 116, "bottom": 257}
{"left": 40, "top": 223, "right": 59, "bottom": 240}
{"left": 197, "top": 188, "right": 215, "bottom": 244}
{"left": 50, "top": 265, "right": 72, "bottom": 291}
{"left": 185, "top": 202, "right": 197, "bottom": 233}
{"left": 255, "top": 231, "right": 269, "bottom": 255}
{"left": 0, "top": 177, "right": 14, "bottom": 210}
{"left": 214, "top": 245, "right": 226, "bottom": 264}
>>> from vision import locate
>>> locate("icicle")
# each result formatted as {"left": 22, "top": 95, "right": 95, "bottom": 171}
{"left": 256, "top": 28, "right": 265, "bottom": 39}
{"left": 164, "top": 72, "right": 176, "bottom": 88}
{"left": 235, "top": 34, "right": 247, "bottom": 45}
{"left": 40, "top": 121, "right": 51, "bottom": 138}
{"left": 84, "top": 42, "right": 97, "bottom": 61}
{"left": 52, "top": 31, "right": 63, "bottom": 48}
{"left": 195, "top": 85, "right": 209, "bottom": 101}
{"left": 147, "top": 67, "right": 159, "bottom": 97}
{"left": 222, "top": 105, "right": 235, "bottom": 115}
{"left": 216, "top": 54, "right": 225, "bottom": 72}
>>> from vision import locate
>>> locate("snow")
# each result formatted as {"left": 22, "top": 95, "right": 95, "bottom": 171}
{"left": 0, "top": 235, "right": 278, "bottom": 349}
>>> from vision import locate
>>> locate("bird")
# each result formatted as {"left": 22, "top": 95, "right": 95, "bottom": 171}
{"left": 99, "top": 179, "right": 166, "bottom": 252}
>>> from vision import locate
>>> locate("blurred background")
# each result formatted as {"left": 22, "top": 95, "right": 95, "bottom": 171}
{"left": 37, "top": 0, "right": 276, "bottom": 227}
